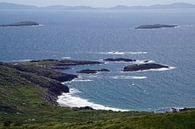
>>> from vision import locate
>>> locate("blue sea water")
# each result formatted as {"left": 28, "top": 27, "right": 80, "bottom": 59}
{"left": 0, "top": 9, "right": 195, "bottom": 111}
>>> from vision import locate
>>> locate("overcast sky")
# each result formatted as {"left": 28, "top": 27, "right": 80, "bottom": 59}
{"left": 0, "top": 0, "right": 195, "bottom": 7}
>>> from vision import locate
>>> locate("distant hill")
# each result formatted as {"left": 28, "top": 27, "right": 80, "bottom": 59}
{"left": 0, "top": 2, "right": 37, "bottom": 9}
{"left": 0, "top": 2, "right": 195, "bottom": 10}
{"left": 150, "top": 3, "right": 195, "bottom": 9}
{"left": 43, "top": 5, "right": 95, "bottom": 10}
{"left": 110, "top": 3, "right": 195, "bottom": 10}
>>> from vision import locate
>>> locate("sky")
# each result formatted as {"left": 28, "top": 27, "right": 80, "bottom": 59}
{"left": 0, "top": 0, "right": 195, "bottom": 7}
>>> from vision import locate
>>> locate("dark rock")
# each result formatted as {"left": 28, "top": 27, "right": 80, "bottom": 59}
{"left": 77, "top": 69, "right": 110, "bottom": 74}
{"left": 79, "top": 106, "right": 94, "bottom": 110}
{"left": 73, "top": 106, "right": 94, "bottom": 111}
{"left": 171, "top": 108, "right": 179, "bottom": 113}
{"left": 179, "top": 108, "right": 195, "bottom": 112}
{"left": 144, "top": 60, "right": 150, "bottom": 63}
{"left": 136, "top": 24, "right": 177, "bottom": 29}
{"left": 50, "top": 66, "right": 70, "bottom": 70}
{"left": 22, "top": 59, "right": 103, "bottom": 67}
{"left": 0, "top": 21, "right": 39, "bottom": 27}
{"left": 59, "top": 59, "right": 103, "bottom": 66}
{"left": 52, "top": 73, "right": 77, "bottom": 82}
{"left": 104, "top": 58, "right": 136, "bottom": 62}
{"left": 30, "top": 59, "right": 58, "bottom": 62}
{"left": 123, "top": 63, "right": 169, "bottom": 72}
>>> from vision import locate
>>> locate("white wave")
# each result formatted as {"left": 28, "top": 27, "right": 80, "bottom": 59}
{"left": 145, "top": 66, "right": 176, "bottom": 72}
{"left": 111, "top": 75, "right": 147, "bottom": 80}
{"left": 12, "top": 59, "right": 32, "bottom": 62}
{"left": 37, "top": 24, "right": 44, "bottom": 27}
{"left": 57, "top": 88, "right": 128, "bottom": 112}
{"left": 88, "top": 75, "right": 98, "bottom": 78}
{"left": 123, "top": 66, "right": 176, "bottom": 73}
{"left": 134, "top": 60, "right": 155, "bottom": 64}
{"left": 99, "top": 51, "right": 148, "bottom": 55}
{"left": 62, "top": 78, "right": 93, "bottom": 84}
{"left": 72, "top": 79, "right": 93, "bottom": 82}
{"left": 61, "top": 57, "right": 71, "bottom": 59}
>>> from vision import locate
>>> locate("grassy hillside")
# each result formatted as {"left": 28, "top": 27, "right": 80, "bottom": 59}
{"left": 0, "top": 62, "right": 194, "bottom": 129}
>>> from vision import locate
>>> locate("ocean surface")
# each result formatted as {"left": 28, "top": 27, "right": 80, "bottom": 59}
{"left": 0, "top": 9, "right": 195, "bottom": 111}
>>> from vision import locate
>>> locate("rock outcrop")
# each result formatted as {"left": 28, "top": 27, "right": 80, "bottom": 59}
{"left": 104, "top": 58, "right": 136, "bottom": 62}
{"left": 123, "top": 63, "right": 169, "bottom": 72}
{"left": 77, "top": 69, "right": 110, "bottom": 74}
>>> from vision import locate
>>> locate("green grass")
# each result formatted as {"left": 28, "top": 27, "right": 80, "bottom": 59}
{"left": 0, "top": 63, "right": 195, "bottom": 129}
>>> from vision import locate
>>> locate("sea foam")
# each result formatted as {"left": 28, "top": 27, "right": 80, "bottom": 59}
{"left": 111, "top": 76, "right": 147, "bottom": 80}
{"left": 99, "top": 51, "right": 148, "bottom": 55}
{"left": 57, "top": 88, "right": 128, "bottom": 112}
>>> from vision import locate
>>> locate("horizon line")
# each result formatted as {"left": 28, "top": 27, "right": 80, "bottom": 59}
{"left": 0, "top": 2, "right": 195, "bottom": 8}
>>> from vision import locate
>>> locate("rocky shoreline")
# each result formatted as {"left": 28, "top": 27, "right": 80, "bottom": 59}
{"left": 0, "top": 59, "right": 103, "bottom": 106}
{"left": 0, "top": 58, "right": 187, "bottom": 112}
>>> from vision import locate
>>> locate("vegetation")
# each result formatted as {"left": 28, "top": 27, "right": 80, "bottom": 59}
{"left": 0, "top": 61, "right": 195, "bottom": 129}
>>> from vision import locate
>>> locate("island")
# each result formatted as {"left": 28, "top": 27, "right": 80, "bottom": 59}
{"left": 136, "top": 24, "right": 177, "bottom": 29}
{"left": 104, "top": 58, "right": 136, "bottom": 62}
{"left": 77, "top": 69, "right": 110, "bottom": 74}
{"left": 0, "top": 21, "right": 39, "bottom": 27}
{"left": 123, "top": 63, "right": 169, "bottom": 72}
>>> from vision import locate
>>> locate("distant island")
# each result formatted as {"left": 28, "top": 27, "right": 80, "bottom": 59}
{"left": 0, "top": 2, "right": 195, "bottom": 10}
{"left": 136, "top": 24, "right": 178, "bottom": 29}
{"left": 0, "top": 21, "right": 39, "bottom": 27}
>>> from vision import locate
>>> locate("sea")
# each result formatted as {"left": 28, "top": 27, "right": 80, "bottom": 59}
{"left": 0, "top": 9, "right": 195, "bottom": 112}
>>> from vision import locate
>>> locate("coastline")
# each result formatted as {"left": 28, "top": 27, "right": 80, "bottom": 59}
{"left": 0, "top": 58, "right": 192, "bottom": 113}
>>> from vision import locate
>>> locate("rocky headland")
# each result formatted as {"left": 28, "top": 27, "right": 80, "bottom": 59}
{"left": 0, "top": 59, "right": 102, "bottom": 106}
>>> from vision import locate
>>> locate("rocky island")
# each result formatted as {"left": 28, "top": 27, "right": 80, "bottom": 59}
{"left": 136, "top": 24, "right": 177, "bottom": 29}
{"left": 0, "top": 21, "right": 39, "bottom": 27}
{"left": 77, "top": 69, "right": 110, "bottom": 74}
{"left": 104, "top": 58, "right": 136, "bottom": 62}
{"left": 123, "top": 63, "right": 169, "bottom": 72}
